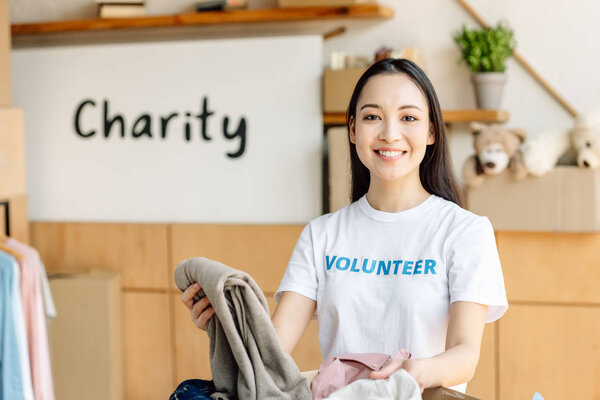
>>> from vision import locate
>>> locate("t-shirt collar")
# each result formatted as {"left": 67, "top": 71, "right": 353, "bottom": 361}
{"left": 357, "top": 193, "right": 437, "bottom": 222}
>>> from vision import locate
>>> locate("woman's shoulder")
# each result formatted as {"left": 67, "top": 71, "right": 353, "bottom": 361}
{"left": 430, "top": 194, "right": 493, "bottom": 233}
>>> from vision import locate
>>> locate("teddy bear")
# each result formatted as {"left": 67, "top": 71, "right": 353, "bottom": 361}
{"left": 462, "top": 122, "right": 528, "bottom": 187}
{"left": 522, "top": 111, "right": 600, "bottom": 177}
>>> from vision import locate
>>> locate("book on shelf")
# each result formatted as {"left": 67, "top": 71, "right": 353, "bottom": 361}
{"left": 99, "top": 4, "right": 146, "bottom": 18}
{"left": 278, "top": 0, "right": 375, "bottom": 7}
{"left": 95, "top": 0, "right": 144, "bottom": 4}
{"left": 195, "top": 0, "right": 248, "bottom": 11}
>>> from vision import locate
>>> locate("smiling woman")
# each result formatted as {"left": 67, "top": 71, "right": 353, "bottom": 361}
{"left": 349, "top": 73, "right": 435, "bottom": 189}
{"left": 270, "top": 58, "right": 507, "bottom": 395}
{"left": 181, "top": 58, "right": 508, "bottom": 398}
{"left": 345, "top": 59, "right": 458, "bottom": 209}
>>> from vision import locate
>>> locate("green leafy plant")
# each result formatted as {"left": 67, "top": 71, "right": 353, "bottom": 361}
{"left": 453, "top": 22, "right": 515, "bottom": 73}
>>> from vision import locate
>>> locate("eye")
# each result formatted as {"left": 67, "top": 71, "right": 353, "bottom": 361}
{"left": 402, "top": 115, "right": 416, "bottom": 122}
{"left": 364, "top": 114, "right": 381, "bottom": 121}
{"left": 586, "top": 141, "right": 592, "bottom": 148}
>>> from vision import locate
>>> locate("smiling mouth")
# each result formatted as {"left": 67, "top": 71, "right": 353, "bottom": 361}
{"left": 374, "top": 149, "right": 407, "bottom": 159}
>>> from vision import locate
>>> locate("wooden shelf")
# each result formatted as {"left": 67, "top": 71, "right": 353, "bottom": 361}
{"left": 11, "top": 5, "right": 393, "bottom": 35}
{"left": 323, "top": 109, "right": 510, "bottom": 126}
{"left": 442, "top": 109, "right": 509, "bottom": 123}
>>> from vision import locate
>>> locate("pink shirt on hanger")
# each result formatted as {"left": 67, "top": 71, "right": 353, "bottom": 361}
{"left": 6, "top": 238, "right": 55, "bottom": 400}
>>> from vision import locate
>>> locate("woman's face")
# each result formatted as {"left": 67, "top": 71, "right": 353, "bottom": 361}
{"left": 349, "top": 73, "right": 435, "bottom": 185}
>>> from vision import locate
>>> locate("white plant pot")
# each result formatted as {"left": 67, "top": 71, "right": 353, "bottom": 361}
{"left": 472, "top": 72, "right": 507, "bottom": 109}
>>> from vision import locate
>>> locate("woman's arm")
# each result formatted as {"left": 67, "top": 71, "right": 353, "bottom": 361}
{"left": 271, "top": 291, "right": 317, "bottom": 354}
{"left": 370, "top": 301, "right": 488, "bottom": 392}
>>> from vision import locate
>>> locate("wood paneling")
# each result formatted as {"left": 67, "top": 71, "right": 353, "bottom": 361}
{"left": 33, "top": 222, "right": 600, "bottom": 399}
{"left": 496, "top": 232, "right": 600, "bottom": 304}
{"left": 170, "top": 224, "right": 302, "bottom": 292}
{"left": 123, "top": 292, "right": 174, "bottom": 400}
{"left": 30, "top": 222, "right": 169, "bottom": 289}
{"left": 466, "top": 322, "right": 497, "bottom": 400}
{"left": 498, "top": 304, "right": 600, "bottom": 400}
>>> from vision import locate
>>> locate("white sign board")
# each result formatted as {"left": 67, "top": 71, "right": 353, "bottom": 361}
{"left": 12, "top": 36, "right": 323, "bottom": 223}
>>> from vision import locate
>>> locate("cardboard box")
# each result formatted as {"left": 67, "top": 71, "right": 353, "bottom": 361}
{"left": 0, "top": 0, "right": 11, "bottom": 106}
{"left": 48, "top": 270, "right": 123, "bottom": 400}
{"left": 323, "top": 68, "right": 366, "bottom": 113}
{"left": 423, "top": 387, "right": 482, "bottom": 400}
{"left": 466, "top": 166, "right": 600, "bottom": 232}
{"left": 0, "top": 108, "right": 27, "bottom": 197}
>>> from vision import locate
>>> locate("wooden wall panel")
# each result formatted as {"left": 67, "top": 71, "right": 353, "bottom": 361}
{"left": 123, "top": 292, "right": 174, "bottom": 400}
{"left": 499, "top": 304, "right": 600, "bottom": 400}
{"left": 466, "top": 322, "right": 497, "bottom": 400}
{"left": 30, "top": 222, "right": 169, "bottom": 289}
{"left": 496, "top": 232, "right": 600, "bottom": 304}
{"left": 170, "top": 224, "right": 303, "bottom": 292}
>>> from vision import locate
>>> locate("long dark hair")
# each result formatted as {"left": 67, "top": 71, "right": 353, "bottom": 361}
{"left": 346, "top": 58, "right": 464, "bottom": 207}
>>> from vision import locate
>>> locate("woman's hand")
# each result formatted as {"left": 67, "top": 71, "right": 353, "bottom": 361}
{"left": 369, "top": 358, "right": 429, "bottom": 394}
{"left": 180, "top": 282, "right": 215, "bottom": 331}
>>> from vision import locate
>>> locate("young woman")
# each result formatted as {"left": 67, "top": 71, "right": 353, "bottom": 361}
{"left": 181, "top": 58, "right": 508, "bottom": 395}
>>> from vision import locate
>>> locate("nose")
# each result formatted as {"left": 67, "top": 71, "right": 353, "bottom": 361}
{"left": 583, "top": 160, "right": 590, "bottom": 168}
{"left": 377, "top": 119, "right": 402, "bottom": 143}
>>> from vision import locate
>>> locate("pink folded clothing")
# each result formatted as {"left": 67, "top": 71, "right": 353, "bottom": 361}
{"left": 311, "top": 349, "right": 411, "bottom": 400}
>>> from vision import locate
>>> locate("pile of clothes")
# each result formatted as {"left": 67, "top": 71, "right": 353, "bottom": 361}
{"left": 171, "top": 257, "right": 421, "bottom": 400}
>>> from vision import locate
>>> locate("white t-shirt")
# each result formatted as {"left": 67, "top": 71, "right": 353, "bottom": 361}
{"left": 274, "top": 193, "right": 508, "bottom": 393}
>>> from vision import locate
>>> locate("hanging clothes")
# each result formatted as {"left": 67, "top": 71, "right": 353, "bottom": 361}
{"left": 0, "top": 250, "right": 34, "bottom": 400}
{"left": 37, "top": 260, "right": 57, "bottom": 322}
{"left": 5, "top": 238, "right": 55, "bottom": 400}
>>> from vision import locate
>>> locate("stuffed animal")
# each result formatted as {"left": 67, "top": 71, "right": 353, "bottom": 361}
{"left": 522, "top": 111, "right": 600, "bottom": 177}
{"left": 462, "top": 122, "right": 528, "bottom": 187}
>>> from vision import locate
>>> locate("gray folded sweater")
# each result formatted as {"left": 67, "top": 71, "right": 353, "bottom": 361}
{"left": 174, "top": 257, "right": 312, "bottom": 400}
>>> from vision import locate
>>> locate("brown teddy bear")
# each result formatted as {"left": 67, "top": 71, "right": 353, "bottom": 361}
{"left": 462, "top": 122, "right": 528, "bottom": 187}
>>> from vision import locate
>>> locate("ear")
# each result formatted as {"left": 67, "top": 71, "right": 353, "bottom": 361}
{"left": 510, "top": 128, "right": 527, "bottom": 143}
{"left": 349, "top": 115, "right": 356, "bottom": 144}
{"left": 427, "top": 123, "right": 436, "bottom": 145}
{"left": 470, "top": 122, "right": 486, "bottom": 136}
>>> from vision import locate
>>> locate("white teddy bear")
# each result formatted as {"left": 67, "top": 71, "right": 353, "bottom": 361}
{"left": 522, "top": 111, "right": 600, "bottom": 177}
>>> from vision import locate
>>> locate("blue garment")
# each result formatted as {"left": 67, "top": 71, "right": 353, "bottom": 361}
{"left": 169, "top": 379, "right": 215, "bottom": 400}
{"left": 0, "top": 251, "right": 27, "bottom": 400}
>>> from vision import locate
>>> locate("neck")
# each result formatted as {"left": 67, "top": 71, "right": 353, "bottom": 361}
{"left": 366, "top": 172, "right": 430, "bottom": 213}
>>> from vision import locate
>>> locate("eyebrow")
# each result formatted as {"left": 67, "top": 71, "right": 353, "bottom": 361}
{"left": 359, "top": 103, "right": 422, "bottom": 111}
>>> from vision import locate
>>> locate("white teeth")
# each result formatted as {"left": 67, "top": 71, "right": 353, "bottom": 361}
{"left": 377, "top": 150, "right": 405, "bottom": 157}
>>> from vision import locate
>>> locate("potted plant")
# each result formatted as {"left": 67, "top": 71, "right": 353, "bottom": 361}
{"left": 453, "top": 22, "right": 515, "bottom": 109}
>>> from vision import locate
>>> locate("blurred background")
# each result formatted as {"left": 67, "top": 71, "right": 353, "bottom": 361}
{"left": 1, "top": 0, "right": 599, "bottom": 399}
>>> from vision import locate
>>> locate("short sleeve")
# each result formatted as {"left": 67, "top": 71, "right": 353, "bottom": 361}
{"left": 274, "top": 223, "right": 319, "bottom": 304}
{"left": 448, "top": 216, "right": 508, "bottom": 323}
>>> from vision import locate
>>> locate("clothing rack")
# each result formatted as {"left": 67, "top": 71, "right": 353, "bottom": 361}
{"left": 0, "top": 200, "right": 10, "bottom": 237}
